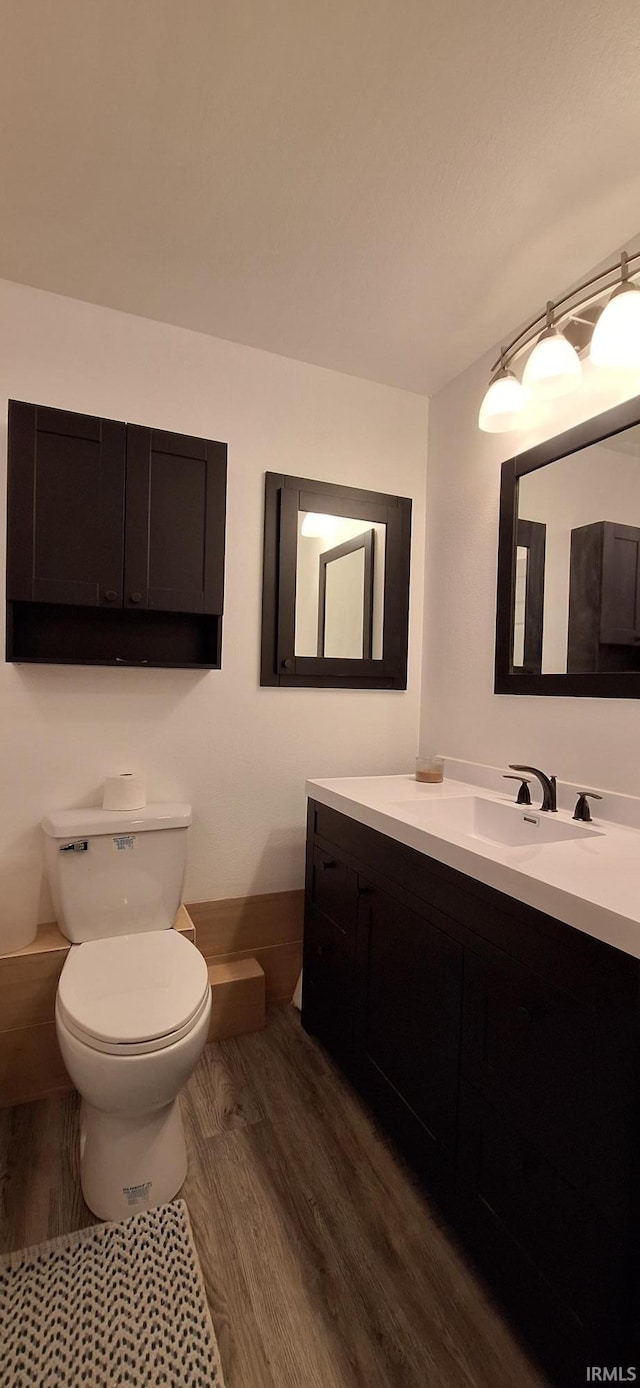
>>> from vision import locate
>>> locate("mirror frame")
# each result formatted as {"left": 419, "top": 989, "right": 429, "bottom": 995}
{"left": 495, "top": 392, "right": 640, "bottom": 698}
{"left": 261, "top": 472, "right": 411, "bottom": 688}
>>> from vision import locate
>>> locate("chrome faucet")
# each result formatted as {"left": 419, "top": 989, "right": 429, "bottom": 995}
{"left": 508, "top": 765, "right": 557, "bottom": 813}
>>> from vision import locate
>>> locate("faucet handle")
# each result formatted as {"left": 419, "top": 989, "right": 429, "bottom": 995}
{"left": 572, "top": 791, "right": 602, "bottom": 823}
{"left": 503, "top": 774, "right": 532, "bottom": 806}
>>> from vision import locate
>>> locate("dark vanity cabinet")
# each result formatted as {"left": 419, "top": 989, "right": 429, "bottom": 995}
{"left": 6, "top": 401, "right": 227, "bottom": 667}
{"left": 303, "top": 801, "right": 640, "bottom": 1386}
{"left": 355, "top": 880, "right": 462, "bottom": 1203}
{"left": 568, "top": 520, "right": 640, "bottom": 672}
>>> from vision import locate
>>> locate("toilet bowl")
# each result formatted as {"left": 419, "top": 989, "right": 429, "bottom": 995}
{"left": 55, "top": 929, "right": 211, "bottom": 1221}
{"left": 42, "top": 800, "right": 210, "bottom": 1223}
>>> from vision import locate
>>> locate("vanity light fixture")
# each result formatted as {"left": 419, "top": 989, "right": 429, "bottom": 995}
{"left": 590, "top": 252, "right": 640, "bottom": 372}
{"left": 521, "top": 302, "right": 582, "bottom": 400}
{"left": 478, "top": 249, "right": 640, "bottom": 432}
{"left": 477, "top": 356, "right": 528, "bottom": 434}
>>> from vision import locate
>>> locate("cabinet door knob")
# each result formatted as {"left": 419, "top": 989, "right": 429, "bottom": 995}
{"left": 104, "top": 589, "right": 118, "bottom": 603}
{"left": 129, "top": 591, "right": 143, "bottom": 604}
{"left": 281, "top": 658, "right": 294, "bottom": 670}
{"left": 319, "top": 859, "right": 337, "bottom": 871}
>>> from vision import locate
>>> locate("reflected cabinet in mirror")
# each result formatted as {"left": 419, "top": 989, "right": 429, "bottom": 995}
{"left": 261, "top": 473, "right": 411, "bottom": 688}
{"left": 495, "top": 393, "right": 640, "bottom": 697}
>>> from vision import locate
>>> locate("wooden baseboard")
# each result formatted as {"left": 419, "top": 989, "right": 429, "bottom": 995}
{"left": 187, "top": 889, "right": 302, "bottom": 1005}
{"left": 207, "top": 941, "right": 302, "bottom": 1005}
{"left": 0, "top": 1021, "right": 72, "bottom": 1109}
{"left": 208, "top": 958, "right": 266, "bottom": 1042}
{"left": 187, "top": 889, "right": 303, "bottom": 958}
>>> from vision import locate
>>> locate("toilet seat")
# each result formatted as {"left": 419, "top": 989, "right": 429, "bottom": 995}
{"left": 57, "top": 930, "right": 210, "bottom": 1056}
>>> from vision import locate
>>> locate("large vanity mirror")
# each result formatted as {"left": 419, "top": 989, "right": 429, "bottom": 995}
{"left": 495, "top": 393, "right": 640, "bottom": 697}
{"left": 261, "top": 473, "right": 411, "bottom": 688}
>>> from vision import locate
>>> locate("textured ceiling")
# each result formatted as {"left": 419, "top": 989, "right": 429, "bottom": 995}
{"left": 1, "top": 1, "right": 639, "bottom": 394}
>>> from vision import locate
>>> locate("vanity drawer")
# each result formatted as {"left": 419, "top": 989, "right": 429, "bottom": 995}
{"left": 461, "top": 946, "right": 635, "bottom": 1219}
{"left": 456, "top": 1084, "right": 629, "bottom": 1378}
{"left": 309, "top": 845, "right": 358, "bottom": 936}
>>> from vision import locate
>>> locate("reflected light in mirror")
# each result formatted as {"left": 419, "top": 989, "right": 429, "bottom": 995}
{"left": 300, "top": 512, "right": 342, "bottom": 539}
{"left": 512, "top": 547, "right": 527, "bottom": 667}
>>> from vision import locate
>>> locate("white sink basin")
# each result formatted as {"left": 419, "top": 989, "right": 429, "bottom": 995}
{"left": 398, "top": 796, "right": 604, "bottom": 848}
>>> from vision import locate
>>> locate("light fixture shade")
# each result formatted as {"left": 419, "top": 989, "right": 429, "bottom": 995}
{"left": 590, "top": 284, "right": 640, "bottom": 371}
{"left": 300, "top": 512, "right": 338, "bottom": 538}
{"left": 477, "top": 369, "right": 527, "bottom": 433}
{"left": 522, "top": 328, "right": 582, "bottom": 399}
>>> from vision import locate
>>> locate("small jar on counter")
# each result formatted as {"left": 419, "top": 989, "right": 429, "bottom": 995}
{"left": 415, "top": 754, "right": 444, "bottom": 784}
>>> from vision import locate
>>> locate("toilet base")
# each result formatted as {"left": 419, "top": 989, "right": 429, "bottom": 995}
{"left": 79, "top": 1097, "right": 188, "bottom": 1222}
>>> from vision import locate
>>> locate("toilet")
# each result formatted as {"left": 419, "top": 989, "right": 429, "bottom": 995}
{"left": 42, "top": 802, "right": 211, "bottom": 1222}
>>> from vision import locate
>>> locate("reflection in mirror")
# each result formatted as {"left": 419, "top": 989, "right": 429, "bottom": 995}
{"left": 516, "top": 423, "right": 640, "bottom": 674}
{"left": 319, "top": 531, "right": 373, "bottom": 658}
{"left": 511, "top": 519, "right": 545, "bottom": 673}
{"left": 512, "top": 547, "right": 527, "bottom": 668}
{"left": 294, "top": 513, "right": 386, "bottom": 659}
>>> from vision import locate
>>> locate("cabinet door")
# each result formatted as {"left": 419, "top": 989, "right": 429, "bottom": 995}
{"left": 302, "top": 846, "right": 359, "bottom": 1069}
{"left": 124, "top": 425, "right": 227, "bottom": 615}
{"left": 461, "top": 947, "right": 635, "bottom": 1220}
{"left": 456, "top": 1084, "right": 630, "bottom": 1385}
{"left": 356, "top": 881, "right": 462, "bottom": 1197}
{"left": 7, "top": 401, "right": 126, "bottom": 607}
{"left": 600, "top": 521, "right": 640, "bottom": 644}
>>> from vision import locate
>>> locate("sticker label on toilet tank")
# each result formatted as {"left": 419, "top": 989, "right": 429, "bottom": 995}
{"left": 112, "top": 834, "right": 136, "bottom": 852}
{"left": 122, "top": 1181, "right": 152, "bottom": 1206}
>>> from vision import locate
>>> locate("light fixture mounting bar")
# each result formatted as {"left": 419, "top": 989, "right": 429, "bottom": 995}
{"left": 491, "top": 250, "right": 640, "bottom": 374}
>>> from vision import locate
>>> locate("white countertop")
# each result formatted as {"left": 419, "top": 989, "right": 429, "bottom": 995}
{"left": 306, "top": 773, "right": 640, "bottom": 960}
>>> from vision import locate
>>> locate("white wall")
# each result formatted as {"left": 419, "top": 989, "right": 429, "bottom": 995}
{"left": 0, "top": 278, "right": 427, "bottom": 940}
{"left": 421, "top": 354, "right": 640, "bottom": 795}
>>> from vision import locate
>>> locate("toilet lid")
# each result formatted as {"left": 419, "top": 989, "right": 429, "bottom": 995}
{"left": 57, "top": 930, "right": 210, "bottom": 1047}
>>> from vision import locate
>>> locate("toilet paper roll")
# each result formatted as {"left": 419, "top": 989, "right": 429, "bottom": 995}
{"left": 102, "top": 774, "right": 147, "bottom": 811}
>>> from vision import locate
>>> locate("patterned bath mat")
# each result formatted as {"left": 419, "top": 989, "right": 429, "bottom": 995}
{"left": 0, "top": 1198, "right": 225, "bottom": 1387}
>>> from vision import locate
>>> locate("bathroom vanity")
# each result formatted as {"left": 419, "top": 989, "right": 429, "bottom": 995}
{"left": 302, "top": 774, "right": 640, "bottom": 1387}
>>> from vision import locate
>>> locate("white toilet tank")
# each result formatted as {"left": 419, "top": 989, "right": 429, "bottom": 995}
{"left": 42, "top": 803, "right": 192, "bottom": 943}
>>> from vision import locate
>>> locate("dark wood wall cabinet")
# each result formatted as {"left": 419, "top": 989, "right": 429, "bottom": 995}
{"left": 303, "top": 801, "right": 640, "bottom": 1386}
{"left": 6, "top": 401, "right": 227, "bottom": 668}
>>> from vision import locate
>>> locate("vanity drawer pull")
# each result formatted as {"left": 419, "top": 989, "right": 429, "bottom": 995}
{"left": 517, "top": 1002, "right": 549, "bottom": 1025}
{"left": 319, "top": 858, "right": 337, "bottom": 871}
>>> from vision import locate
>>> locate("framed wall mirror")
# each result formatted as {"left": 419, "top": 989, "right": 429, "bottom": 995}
{"left": 495, "top": 392, "right": 640, "bottom": 697}
{"left": 261, "top": 473, "right": 411, "bottom": 688}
